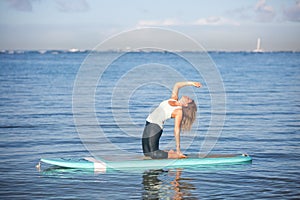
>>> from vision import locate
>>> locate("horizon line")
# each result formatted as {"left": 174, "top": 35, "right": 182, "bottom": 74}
{"left": 1, "top": 49, "right": 299, "bottom": 54}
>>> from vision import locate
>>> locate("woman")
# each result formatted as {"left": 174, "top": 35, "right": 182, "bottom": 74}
{"left": 142, "top": 81, "right": 202, "bottom": 159}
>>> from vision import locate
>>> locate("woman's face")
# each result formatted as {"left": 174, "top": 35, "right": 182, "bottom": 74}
{"left": 180, "top": 96, "right": 192, "bottom": 105}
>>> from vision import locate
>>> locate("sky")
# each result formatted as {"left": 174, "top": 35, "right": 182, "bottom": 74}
{"left": 0, "top": 0, "right": 299, "bottom": 51}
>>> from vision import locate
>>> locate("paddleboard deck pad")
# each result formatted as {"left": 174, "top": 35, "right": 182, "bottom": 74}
{"left": 40, "top": 154, "right": 252, "bottom": 172}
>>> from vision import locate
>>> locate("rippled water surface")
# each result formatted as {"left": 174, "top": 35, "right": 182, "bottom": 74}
{"left": 1, "top": 51, "right": 299, "bottom": 199}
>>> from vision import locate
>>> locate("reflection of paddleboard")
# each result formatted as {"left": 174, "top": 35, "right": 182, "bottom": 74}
{"left": 39, "top": 154, "right": 252, "bottom": 172}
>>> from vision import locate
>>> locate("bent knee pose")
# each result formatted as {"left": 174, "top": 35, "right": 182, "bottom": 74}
{"left": 142, "top": 81, "right": 202, "bottom": 159}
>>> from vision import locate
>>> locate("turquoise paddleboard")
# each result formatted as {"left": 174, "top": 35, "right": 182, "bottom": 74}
{"left": 40, "top": 154, "right": 252, "bottom": 172}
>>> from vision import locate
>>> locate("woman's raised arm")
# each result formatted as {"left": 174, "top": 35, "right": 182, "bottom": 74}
{"left": 171, "top": 81, "right": 202, "bottom": 100}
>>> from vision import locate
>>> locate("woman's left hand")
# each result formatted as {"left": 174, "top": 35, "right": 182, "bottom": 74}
{"left": 168, "top": 150, "right": 187, "bottom": 159}
{"left": 177, "top": 151, "right": 187, "bottom": 159}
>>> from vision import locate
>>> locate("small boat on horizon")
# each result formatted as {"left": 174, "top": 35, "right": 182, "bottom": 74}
{"left": 253, "top": 37, "right": 264, "bottom": 53}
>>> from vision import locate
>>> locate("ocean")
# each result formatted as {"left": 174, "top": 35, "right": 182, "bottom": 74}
{"left": 0, "top": 51, "right": 299, "bottom": 199}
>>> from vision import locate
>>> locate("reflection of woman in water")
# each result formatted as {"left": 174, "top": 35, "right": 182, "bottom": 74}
{"left": 142, "top": 81, "right": 202, "bottom": 159}
{"left": 142, "top": 169, "right": 196, "bottom": 200}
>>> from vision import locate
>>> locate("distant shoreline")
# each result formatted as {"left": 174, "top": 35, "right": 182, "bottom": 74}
{"left": 1, "top": 49, "right": 299, "bottom": 54}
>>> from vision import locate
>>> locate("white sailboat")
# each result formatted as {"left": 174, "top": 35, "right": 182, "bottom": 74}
{"left": 253, "top": 37, "right": 264, "bottom": 53}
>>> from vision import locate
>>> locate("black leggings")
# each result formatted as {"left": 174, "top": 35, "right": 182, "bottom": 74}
{"left": 142, "top": 121, "right": 168, "bottom": 159}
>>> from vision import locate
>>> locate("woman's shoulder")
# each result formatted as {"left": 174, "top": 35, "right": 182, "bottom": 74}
{"left": 167, "top": 99, "right": 182, "bottom": 107}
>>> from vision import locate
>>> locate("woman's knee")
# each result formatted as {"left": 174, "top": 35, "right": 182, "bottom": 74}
{"left": 151, "top": 150, "right": 168, "bottom": 159}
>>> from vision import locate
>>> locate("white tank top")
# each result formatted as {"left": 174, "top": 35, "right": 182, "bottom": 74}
{"left": 146, "top": 99, "right": 182, "bottom": 129}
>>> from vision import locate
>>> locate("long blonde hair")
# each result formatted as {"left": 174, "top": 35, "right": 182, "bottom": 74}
{"left": 181, "top": 100, "right": 197, "bottom": 131}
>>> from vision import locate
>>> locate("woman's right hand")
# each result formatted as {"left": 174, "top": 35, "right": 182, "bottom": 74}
{"left": 192, "top": 82, "right": 202, "bottom": 88}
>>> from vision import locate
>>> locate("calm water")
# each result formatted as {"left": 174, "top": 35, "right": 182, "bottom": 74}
{"left": 1, "top": 51, "right": 299, "bottom": 199}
